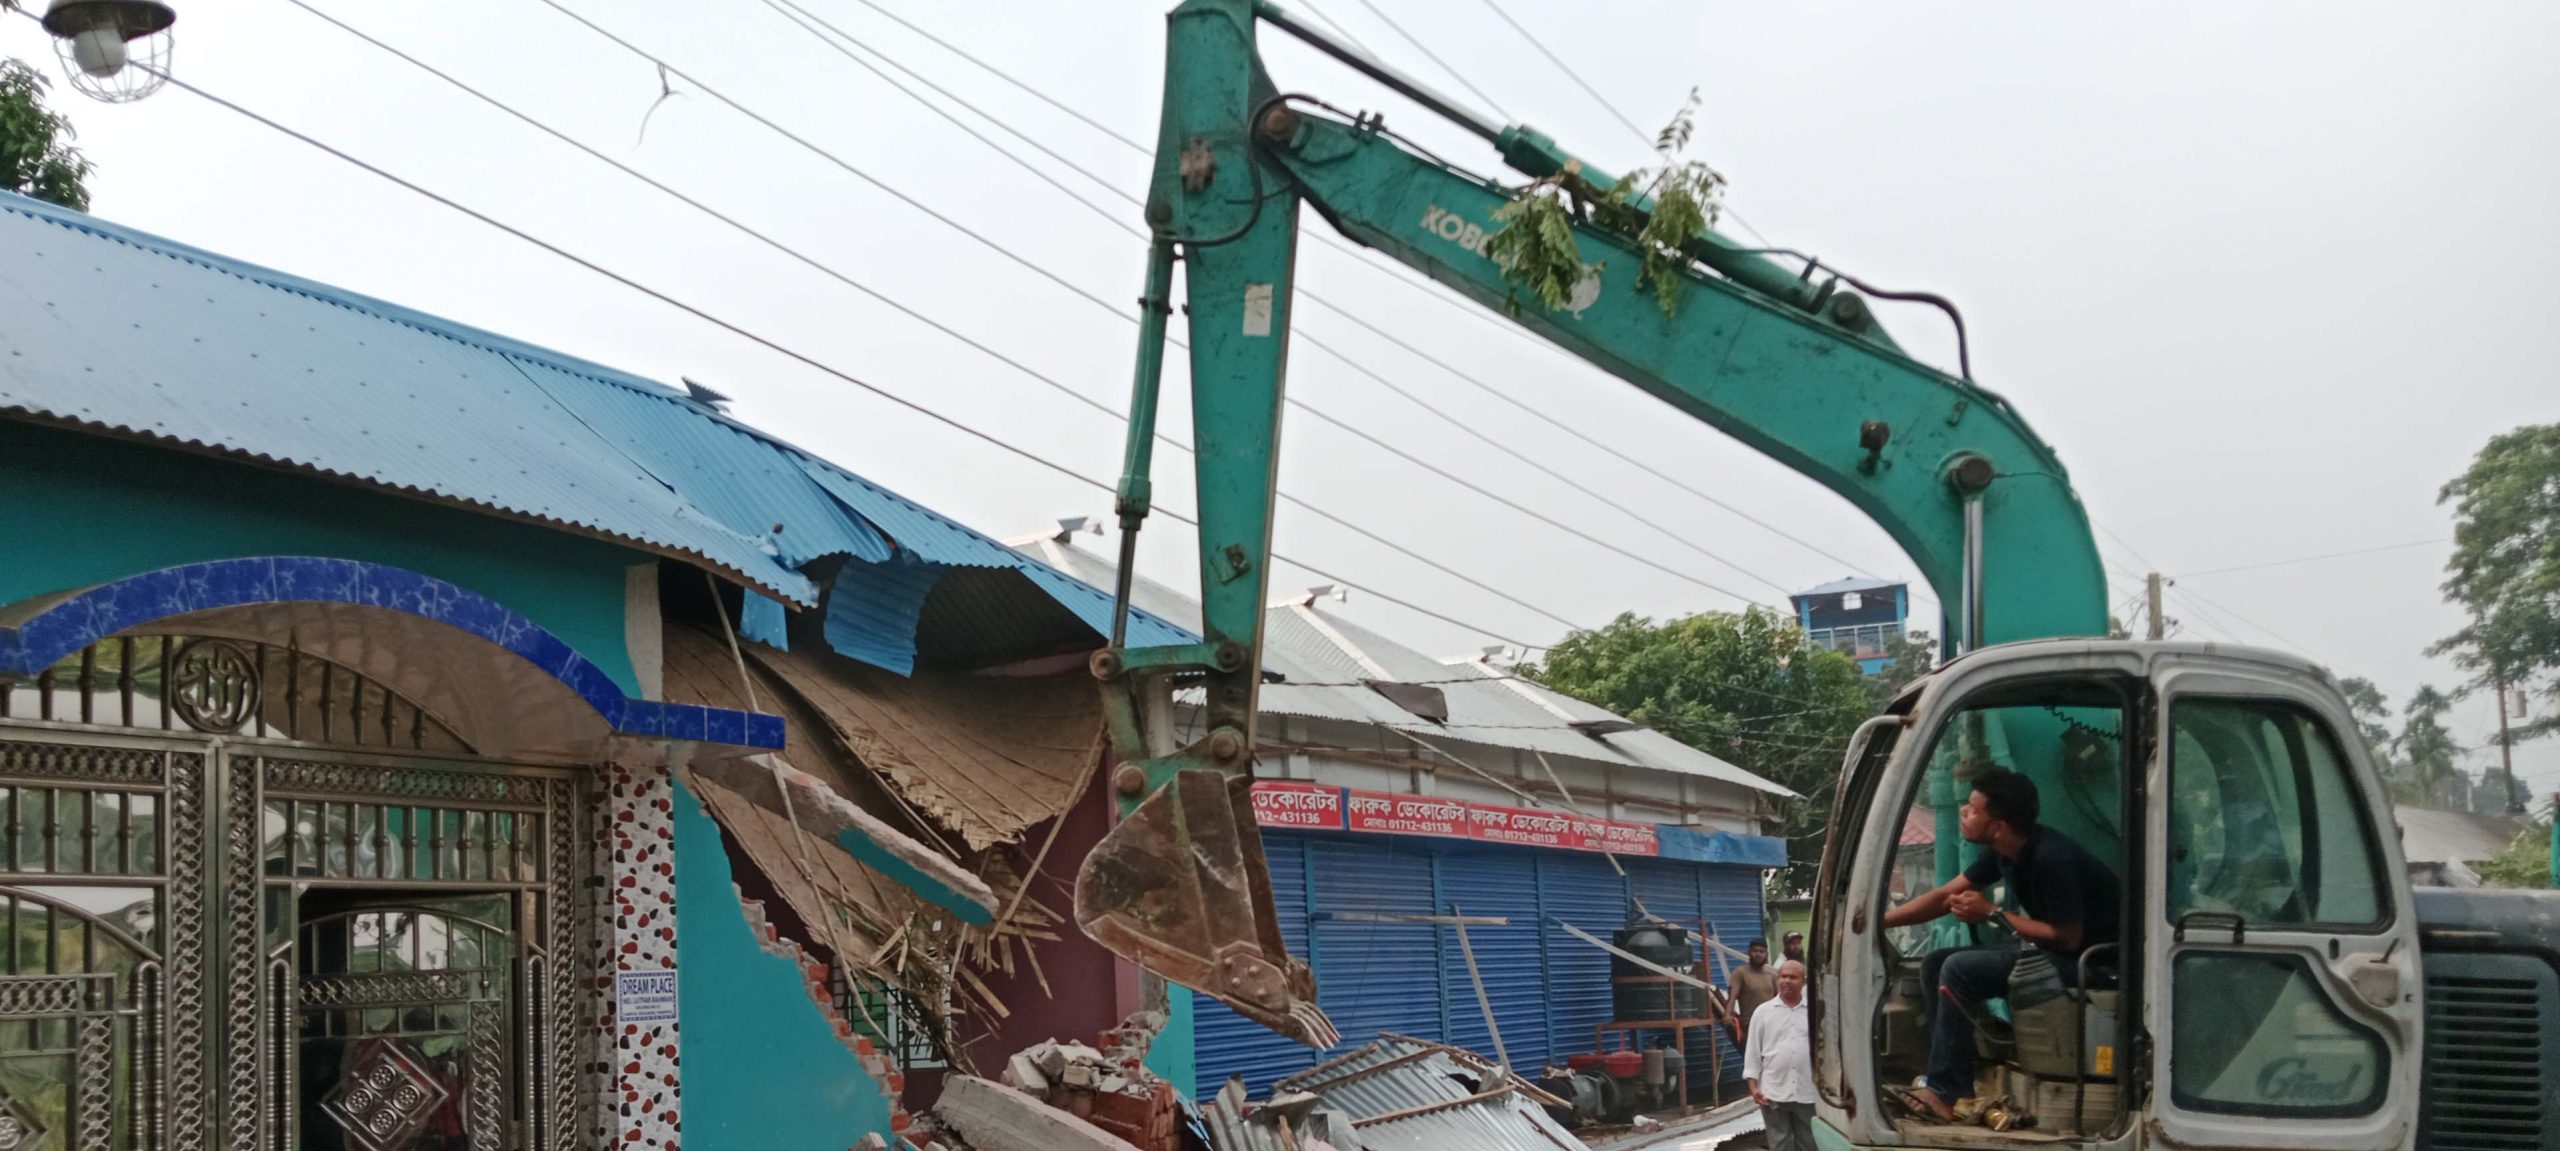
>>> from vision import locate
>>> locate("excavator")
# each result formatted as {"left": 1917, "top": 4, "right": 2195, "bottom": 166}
{"left": 1073, "top": 3, "right": 2557, "bottom": 1149}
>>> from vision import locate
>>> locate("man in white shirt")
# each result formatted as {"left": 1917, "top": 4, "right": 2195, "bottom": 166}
{"left": 1745, "top": 960, "right": 1816, "bottom": 1151}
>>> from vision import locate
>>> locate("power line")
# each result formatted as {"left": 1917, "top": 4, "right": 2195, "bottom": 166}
{"left": 2175, "top": 538, "right": 2447, "bottom": 581}
{"left": 778, "top": 0, "right": 1912, "bottom": 596}
{"left": 834, "top": 0, "right": 1150, "bottom": 153}
{"left": 301, "top": 0, "right": 1600, "bottom": 638}
{"left": 756, "top": 0, "right": 1803, "bottom": 601}
{"left": 146, "top": 66, "right": 1566, "bottom": 651}
{"left": 734, "top": 0, "right": 1784, "bottom": 608}
{"left": 1341, "top": 0, "right": 1512, "bottom": 122}
{"left": 1469, "top": 0, "right": 1646, "bottom": 146}
{"left": 478, "top": 0, "right": 1620, "bottom": 633}
{"left": 2173, "top": 584, "right": 2325, "bottom": 663}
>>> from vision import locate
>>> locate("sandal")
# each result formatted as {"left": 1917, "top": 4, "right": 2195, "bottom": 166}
{"left": 1887, "top": 1085, "right": 1956, "bottom": 1124}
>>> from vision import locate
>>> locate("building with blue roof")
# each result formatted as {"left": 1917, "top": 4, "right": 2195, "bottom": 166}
{"left": 0, "top": 189, "right": 1193, "bottom": 1148}
{"left": 1790, "top": 576, "right": 1912, "bottom": 675}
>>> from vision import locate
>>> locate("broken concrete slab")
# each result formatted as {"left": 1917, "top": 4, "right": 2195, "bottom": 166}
{"left": 936, "top": 1075, "right": 1142, "bottom": 1151}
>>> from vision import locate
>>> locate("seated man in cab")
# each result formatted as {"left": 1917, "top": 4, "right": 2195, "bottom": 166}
{"left": 1881, "top": 768, "right": 2118, "bottom": 1120}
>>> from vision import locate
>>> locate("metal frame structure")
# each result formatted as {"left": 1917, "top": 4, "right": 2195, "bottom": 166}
{"left": 0, "top": 632, "right": 588, "bottom": 1151}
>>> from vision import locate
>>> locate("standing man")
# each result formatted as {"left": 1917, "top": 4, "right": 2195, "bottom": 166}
{"left": 1722, "top": 938, "right": 1778, "bottom": 1045}
{"left": 1781, "top": 931, "right": 1806, "bottom": 967}
{"left": 1745, "top": 960, "right": 1815, "bottom": 1151}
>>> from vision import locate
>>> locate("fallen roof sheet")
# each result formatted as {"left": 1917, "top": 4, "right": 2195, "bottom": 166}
{"left": 0, "top": 191, "right": 1193, "bottom": 664}
{"left": 1015, "top": 537, "right": 1791, "bottom": 797}
{"left": 1269, "top": 1035, "right": 1587, "bottom": 1151}
{"left": 745, "top": 640, "right": 1103, "bottom": 851}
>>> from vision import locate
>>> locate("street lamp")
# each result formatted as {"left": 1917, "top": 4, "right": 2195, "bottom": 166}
{"left": 40, "top": 0, "right": 175, "bottom": 103}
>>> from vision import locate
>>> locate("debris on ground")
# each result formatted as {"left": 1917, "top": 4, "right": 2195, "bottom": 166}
{"left": 930, "top": 1074, "right": 1145, "bottom": 1151}
{"left": 1197, "top": 1033, "right": 1591, "bottom": 1151}
{"left": 990, "top": 1011, "right": 1180, "bottom": 1151}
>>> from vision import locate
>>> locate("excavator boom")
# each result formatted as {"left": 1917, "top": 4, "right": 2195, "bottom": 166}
{"left": 1076, "top": 0, "right": 2106, "bottom": 1048}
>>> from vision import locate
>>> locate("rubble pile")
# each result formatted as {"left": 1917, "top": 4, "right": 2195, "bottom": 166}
{"left": 1200, "top": 1035, "right": 1593, "bottom": 1151}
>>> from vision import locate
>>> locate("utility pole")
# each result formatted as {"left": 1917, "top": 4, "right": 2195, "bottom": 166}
{"left": 2146, "top": 573, "right": 2166, "bottom": 641}
{"left": 2497, "top": 679, "right": 2524, "bottom": 814}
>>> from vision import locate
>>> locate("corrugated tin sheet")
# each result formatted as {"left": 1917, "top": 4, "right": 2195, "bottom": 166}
{"left": 1194, "top": 834, "right": 1773, "bottom": 1101}
{"left": 1795, "top": 576, "right": 1899, "bottom": 598}
{"left": 825, "top": 557, "right": 946, "bottom": 676}
{"left": 1014, "top": 538, "right": 1792, "bottom": 796}
{"left": 0, "top": 192, "right": 1193, "bottom": 666}
{"left": 1312, "top": 838, "right": 1446, "bottom": 1047}
{"left": 1272, "top": 1036, "right": 1589, "bottom": 1151}
{"left": 1434, "top": 846, "right": 1550, "bottom": 1072}
{"left": 1539, "top": 852, "right": 1629, "bottom": 1060}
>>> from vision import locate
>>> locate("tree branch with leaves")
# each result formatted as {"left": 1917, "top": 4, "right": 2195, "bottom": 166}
{"left": 1485, "top": 88, "right": 1728, "bottom": 318}
{"left": 1, "top": 58, "right": 93, "bottom": 211}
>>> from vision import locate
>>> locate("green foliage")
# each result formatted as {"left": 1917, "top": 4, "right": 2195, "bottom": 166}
{"left": 1617, "top": 89, "right": 1727, "bottom": 318}
{"left": 2470, "top": 825, "right": 2555, "bottom": 889}
{"left": 1868, "top": 628, "right": 1938, "bottom": 707}
{"left": 1520, "top": 608, "right": 1871, "bottom": 896}
{"left": 0, "top": 58, "right": 92, "bottom": 211}
{"left": 1486, "top": 88, "right": 1728, "bottom": 319}
{"left": 1482, "top": 186, "right": 1585, "bottom": 313}
{"left": 2392, "top": 684, "right": 2463, "bottom": 808}
{"left": 2430, "top": 424, "right": 2560, "bottom": 745}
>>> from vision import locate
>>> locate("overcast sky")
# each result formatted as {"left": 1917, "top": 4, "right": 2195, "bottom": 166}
{"left": 9, "top": 0, "right": 2554, "bottom": 790}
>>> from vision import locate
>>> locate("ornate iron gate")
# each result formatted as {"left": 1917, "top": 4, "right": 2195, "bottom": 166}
{"left": 0, "top": 723, "right": 584, "bottom": 1151}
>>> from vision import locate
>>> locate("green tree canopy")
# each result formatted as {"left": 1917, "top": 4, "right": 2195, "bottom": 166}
{"left": 2432, "top": 424, "right": 2560, "bottom": 745}
{"left": 1520, "top": 608, "right": 1872, "bottom": 895}
{"left": 0, "top": 59, "right": 92, "bottom": 211}
{"left": 2394, "top": 684, "right": 2462, "bottom": 808}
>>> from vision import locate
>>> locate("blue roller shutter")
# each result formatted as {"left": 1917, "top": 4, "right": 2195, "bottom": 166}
{"left": 1433, "top": 843, "right": 1551, "bottom": 1070}
{"left": 1307, "top": 837, "right": 1443, "bottom": 1045}
{"left": 1695, "top": 864, "right": 1769, "bottom": 1086}
{"left": 1193, "top": 834, "right": 1314, "bottom": 1097}
{"left": 1539, "top": 852, "right": 1632, "bottom": 1060}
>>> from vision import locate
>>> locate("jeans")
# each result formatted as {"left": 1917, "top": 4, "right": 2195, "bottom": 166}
{"left": 1762, "top": 1101, "right": 1817, "bottom": 1151}
{"left": 1919, "top": 946, "right": 2020, "bottom": 1104}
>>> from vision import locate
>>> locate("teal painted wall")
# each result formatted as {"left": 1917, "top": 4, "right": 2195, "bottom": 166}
{"left": 672, "top": 777, "right": 894, "bottom": 1147}
{"left": 1145, "top": 985, "right": 1197, "bottom": 1094}
{"left": 0, "top": 420, "right": 645, "bottom": 692}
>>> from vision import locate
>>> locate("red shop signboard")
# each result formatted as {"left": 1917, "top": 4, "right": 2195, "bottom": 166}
{"left": 1248, "top": 782, "right": 1657, "bottom": 857}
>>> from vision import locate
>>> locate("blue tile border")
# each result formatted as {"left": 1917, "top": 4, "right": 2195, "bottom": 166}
{"left": 0, "top": 557, "right": 784, "bottom": 750}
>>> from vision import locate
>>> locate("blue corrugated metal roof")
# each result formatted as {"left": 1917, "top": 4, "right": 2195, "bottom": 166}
{"left": 1794, "top": 576, "right": 1900, "bottom": 598}
{"left": 0, "top": 191, "right": 1192, "bottom": 667}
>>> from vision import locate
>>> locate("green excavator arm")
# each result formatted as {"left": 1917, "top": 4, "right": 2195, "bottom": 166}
{"left": 1075, "top": 0, "right": 2108, "bottom": 1048}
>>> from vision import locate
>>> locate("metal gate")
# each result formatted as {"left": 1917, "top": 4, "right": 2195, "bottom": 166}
{"left": 0, "top": 723, "right": 584, "bottom": 1151}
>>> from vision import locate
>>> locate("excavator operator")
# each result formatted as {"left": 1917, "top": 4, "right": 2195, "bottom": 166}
{"left": 1880, "top": 768, "right": 2120, "bottom": 1121}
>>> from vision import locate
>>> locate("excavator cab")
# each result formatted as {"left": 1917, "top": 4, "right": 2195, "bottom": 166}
{"left": 1817, "top": 640, "right": 2422, "bottom": 1150}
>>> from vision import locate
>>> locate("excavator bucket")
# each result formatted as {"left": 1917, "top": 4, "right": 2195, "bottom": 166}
{"left": 1076, "top": 769, "right": 1339, "bottom": 1048}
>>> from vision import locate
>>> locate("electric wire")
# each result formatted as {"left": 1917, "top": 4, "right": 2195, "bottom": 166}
{"left": 144, "top": 66, "right": 1567, "bottom": 653}
{"left": 713, "top": 0, "right": 1789, "bottom": 608}
{"left": 2173, "top": 538, "right": 2447, "bottom": 581}
{"left": 1468, "top": 0, "right": 1643, "bottom": 145}
{"left": 750, "top": 0, "right": 1801, "bottom": 601}
{"left": 452, "top": 0, "right": 1625, "bottom": 634}
{"left": 280, "top": 0, "right": 1925, "bottom": 726}
{"left": 1340, "top": 0, "right": 1513, "bottom": 122}
{"left": 276, "top": 0, "right": 1561, "bottom": 632}
{"left": 761, "top": 0, "right": 1919, "bottom": 595}
{"left": 834, "top": 0, "right": 1152, "bottom": 153}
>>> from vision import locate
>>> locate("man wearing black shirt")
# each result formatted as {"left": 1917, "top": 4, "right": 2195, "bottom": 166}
{"left": 1881, "top": 768, "right": 2119, "bottom": 1120}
